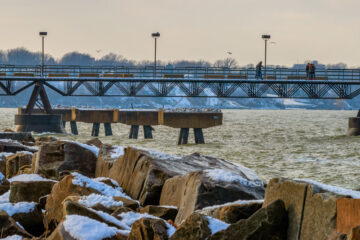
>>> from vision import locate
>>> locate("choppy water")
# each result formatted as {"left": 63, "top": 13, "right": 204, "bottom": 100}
{"left": 2, "top": 108, "right": 360, "bottom": 189}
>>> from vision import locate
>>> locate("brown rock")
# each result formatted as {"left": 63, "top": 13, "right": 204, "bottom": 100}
{"left": 3, "top": 128, "right": 14, "bottom": 133}
{"left": 0, "top": 132, "right": 34, "bottom": 142}
{"left": 337, "top": 199, "right": 360, "bottom": 235}
{"left": 128, "top": 217, "right": 170, "bottom": 240}
{"left": 33, "top": 141, "right": 98, "bottom": 179}
{"left": 197, "top": 200, "right": 263, "bottom": 224}
{"left": 109, "top": 148, "right": 264, "bottom": 207}
{"left": 348, "top": 226, "right": 360, "bottom": 240}
{"left": 0, "top": 211, "right": 33, "bottom": 238}
{"left": 140, "top": 205, "right": 178, "bottom": 222}
{"left": 86, "top": 138, "right": 103, "bottom": 148}
{"left": 161, "top": 171, "right": 264, "bottom": 225}
{"left": 0, "top": 158, "right": 6, "bottom": 177}
{"left": 11, "top": 203, "right": 44, "bottom": 237}
{"left": 0, "top": 179, "right": 10, "bottom": 195}
{"left": 209, "top": 199, "right": 287, "bottom": 240}
{"left": 34, "top": 136, "right": 57, "bottom": 145}
{"left": 112, "top": 207, "right": 135, "bottom": 218}
{"left": 0, "top": 139, "right": 37, "bottom": 153}
{"left": 113, "top": 196, "right": 139, "bottom": 211}
{"left": 6, "top": 152, "right": 33, "bottom": 178}
{"left": 96, "top": 145, "right": 116, "bottom": 178}
{"left": 9, "top": 180, "right": 56, "bottom": 203}
{"left": 169, "top": 213, "right": 211, "bottom": 240}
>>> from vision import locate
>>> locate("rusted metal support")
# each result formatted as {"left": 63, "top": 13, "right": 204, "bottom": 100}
{"left": 194, "top": 128, "right": 205, "bottom": 144}
{"left": 104, "top": 123, "right": 112, "bottom": 136}
{"left": 129, "top": 125, "right": 139, "bottom": 139}
{"left": 91, "top": 123, "right": 100, "bottom": 137}
{"left": 70, "top": 121, "right": 78, "bottom": 135}
{"left": 178, "top": 128, "right": 189, "bottom": 145}
{"left": 143, "top": 125, "right": 153, "bottom": 139}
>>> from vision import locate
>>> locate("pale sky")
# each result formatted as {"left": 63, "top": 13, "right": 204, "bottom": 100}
{"left": 1, "top": 0, "right": 360, "bottom": 66}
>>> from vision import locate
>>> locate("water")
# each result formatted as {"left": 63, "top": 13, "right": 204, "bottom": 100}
{"left": 2, "top": 108, "right": 360, "bottom": 189}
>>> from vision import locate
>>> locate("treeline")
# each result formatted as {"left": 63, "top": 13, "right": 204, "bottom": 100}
{"left": 0, "top": 47, "right": 350, "bottom": 69}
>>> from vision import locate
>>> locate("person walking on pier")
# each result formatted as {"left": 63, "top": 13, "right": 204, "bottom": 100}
{"left": 306, "top": 63, "right": 310, "bottom": 79}
{"left": 255, "top": 61, "right": 263, "bottom": 80}
{"left": 310, "top": 63, "right": 316, "bottom": 79}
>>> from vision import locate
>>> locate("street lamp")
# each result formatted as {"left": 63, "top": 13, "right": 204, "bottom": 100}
{"left": 151, "top": 32, "right": 160, "bottom": 77}
{"left": 39, "top": 32, "right": 47, "bottom": 77}
{"left": 262, "top": 34, "right": 271, "bottom": 78}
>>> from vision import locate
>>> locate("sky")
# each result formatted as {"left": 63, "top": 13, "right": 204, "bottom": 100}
{"left": 1, "top": 0, "right": 360, "bottom": 66}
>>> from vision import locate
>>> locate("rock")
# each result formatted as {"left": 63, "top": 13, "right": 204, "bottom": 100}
{"left": 161, "top": 170, "right": 264, "bottom": 225}
{"left": 0, "top": 132, "right": 34, "bottom": 142}
{"left": 140, "top": 205, "right": 178, "bottom": 222}
{"left": 112, "top": 206, "right": 135, "bottom": 217}
{"left": 196, "top": 200, "right": 263, "bottom": 224}
{"left": 9, "top": 180, "right": 56, "bottom": 203}
{"left": 34, "top": 136, "right": 57, "bottom": 145}
{"left": 38, "top": 195, "right": 48, "bottom": 209}
{"left": 11, "top": 203, "right": 45, "bottom": 236}
{"left": 169, "top": 213, "right": 211, "bottom": 240}
{"left": 17, "top": 164, "right": 32, "bottom": 175}
{"left": 33, "top": 141, "right": 98, "bottom": 179}
{"left": 0, "top": 211, "right": 33, "bottom": 238}
{"left": 47, "top": 215, "right": 127, "bottom": 240}
{"left": 128, "top": 218, "right": 170, "bottom": 240}
{"left": 263, "top": 178, "right": 357, "bottom": 240}
{"left": 0, "top": 179, "right": 10, "bottom": 195}
{"left": 86, "top": 138, "right": 103, "bottom": 148}
{"left": 113, "top": 196, "right": 139, "bottom": 211}
{"left": 3, "top": 128, "right": 14, "bottom": 132}
{"left": 96, "top": 145, "right": 116, "bottom": 178}
{"left": 0, "top": 158, "right": 6, "bottom": 176}
{"left": 348, "top": 226, "right": 360, "bottom": 240}
{"left": 6, "top": 152, "right": 33, "bottom": 178}
{"left": 209, "top": 199, "right": 287, "bottom": 240}
{"left": 0, "top": 140, "right": 37, "bottom": 153}
{"left": 44, "top": 173, "right": 129, "bottom": 228}
{"left": 108, "top": 147, "right": 264, "bottom": 206}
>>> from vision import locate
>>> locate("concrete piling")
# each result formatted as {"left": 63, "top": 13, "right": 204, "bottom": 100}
{"left": 178, "top": 128, "right": 189, "bottom": 145}
{"left": 347, "top": 110, "right": 360, "bottom": 136}
{"left": 194, "top": 128, "right": 205, "bottom": 144}
{"left": 129, "top": 125, "right": 139, "bottom": 139}
{"left": 143, "top": 125, "right": 153, "bottom": 139}
{"left": 91, "top": 123, "right": 100, "bottom": 137}
{"left": 70, "top": 121, "right": 78, "bottom": 135}
{"left": 104, "top": 123, "right": 112, "bottom": 136}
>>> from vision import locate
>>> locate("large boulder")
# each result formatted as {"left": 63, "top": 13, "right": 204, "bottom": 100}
{"left": 263, "top": 178, "right": 360, "bottom": 240}
{"left": 32, "top": 141, "right": 98, "bottom": 179}
{"left": 209, "top": 199, "right": 287, "bottom": 240}
{"left": 96, "top": 145, "right": 118, "bottom": 178}
{"left": 108, "top": 147, "right": 264, "bottom": 206}
{"left": 161, "top": 169, "right": 264, "bottom": 225}
{"left": 6, "top": 152, "right": 33, "bottom": 178}
{"left": 140, "top": 205, "right": 178, "bottom": 222}
{"left": 196, "top": 199, "right": 263, "bottom": 224}
{"left": 170, "top": 213, "right": 211, "bottom": 240}
{"left": 9, "top": 176, "right": 56, "bottom": 203}
{"left": 0, "top": 211, "right": 33, "bottom": 238}
{"left": 47, "top": 215, "right": 128, "bottom": 240}
{"left": 44, "top": 173, "right": 132, "bottom": 228}
{"left": 128, "top": 218, "right": 170, "bottom": 240}
{"left": 0, "top": 139, "right": 37, "bottom": 153}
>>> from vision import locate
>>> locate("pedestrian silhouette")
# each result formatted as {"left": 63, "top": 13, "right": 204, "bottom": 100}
{"left": 255, "top": 61, "right": 263, "bottom": 80}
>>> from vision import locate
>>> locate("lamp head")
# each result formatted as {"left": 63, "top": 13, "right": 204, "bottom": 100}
{"left": 151, "top": 32, "right": 160, "bottom": 38}
{"left": 262, "top": 34, "right": 271, "bottom": 40}
{"left": 39, "top": 32, "right": 48, "bottom": 37}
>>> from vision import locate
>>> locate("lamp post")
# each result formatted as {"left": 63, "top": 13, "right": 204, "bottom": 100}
{"left": 262, "top": 34, "right": 271, "bottom": 78}
{"left": 39, "top": 32, "right": 47, "bottom": 77}
{"left": 151, "top": 32, "right": 160, "bottom": 78}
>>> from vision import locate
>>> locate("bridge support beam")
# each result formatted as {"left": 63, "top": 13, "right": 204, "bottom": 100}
{"left": 91, "top": 123, "right": 100, "bottom": 137}
{"left": 347, "top": 110, "right": 360, "bottom": 136}
{"left": 143, "top": 125, "right": 153, "bottom": 139}
{"left": 104, "top": 123, "right": 112, "bottom": 136}
{"left": 178, "top": 128, "right": 189, "bottom": 145}
{"left": 70, "top": 121, "right": 78, "bottom": 135}
{"left": 129, "top": 125, "right": 139, "bottom": 139}
{"left": 15, "top": 114, "right": 66, "bottom": 133}
{"left": 194, "top": 128, "right": 205, "bottom": 144}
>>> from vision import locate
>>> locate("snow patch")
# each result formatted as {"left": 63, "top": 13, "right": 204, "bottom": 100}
{"left": 63, "top": 215, "right": 127, "bottom": 240}
{"left": 63, "top": 140, "right": 99, "bottom": 157}
{"left": 93, "top": 177, "right": 119, "bottom": 187}
{"left": 295, "top": 179, "right": 360, "bottom": 199}
{"left": 0, "top": 191, "right": 10, "bottom": 203}
{"left": 136, "top": 147, "right": 182, "bottom": 161}
{"left": 0, "top": 172, "right": 4, "bottom": 184}
{"left": 204, "top": 169, "right": 263, "bottom": 187}
{"left": 0, "top": 202, "right": 36, "bottom": 216}
{"left": 206, "top": 216, "right": 230, "bottom": 234}
{"left": 9, "top": 174, "right": 56, "bottom": 183}
{"left": 78, "top": 194, "right": 124, "bottom": 208}
{"left": 200, "top": 199, "right": 264, "bottom": 212}
{"left": 0, "top": 235, "right": 23, "bottom": 240}
{"left": 110, "top": 145, "right": 124, "bottom": 159}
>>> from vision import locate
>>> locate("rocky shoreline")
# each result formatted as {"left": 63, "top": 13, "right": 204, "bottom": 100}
{"left": 0, "top": 132, "right": 359, "bottom": 239}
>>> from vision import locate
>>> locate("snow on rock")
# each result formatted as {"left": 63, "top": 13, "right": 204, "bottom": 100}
{"left": 0, "top": 152, "right": 14, "bottom": 159}
{"left": 0, "top": 235, "right": 23, "bottom": 240}
{"left": 204, "top": 169, "right": 263, "bottom": 187}
{"left": 117, "top": 211, "right": 176, "bottom": 237}
{"left": 94, "top": 177, "right": 119, "bottom": 187}
{"left": 0, "top": 201, "right": 36, "bottom": 216}
{"left": 71, "top": 172, "right": 131, "bottom": 199}
{"left": 206, "top": 216, "right": 230, "bottom": 234}
{"left": 0, "top": 172, "right": 4, "bottom": 184}
{"left": 93, "top": 209, "right": 131, "bottom": 231}
{"left": 63, "top": 215, "right": 127, "bottom": 240}
{"left": 200, "top": 199, "right": 264, "bottom": 212}
{"left": 8, "top": 174, "right": 56, "bottom": 183}
{"left": 78, "top": 193, "right": 124, "bottom": 208}
{"left": 0, "top": 191, "right": 10, "bottom": 203}
{"left": 295, "top": 179, "right": 360, "bottom": 199}
{"left": 63, "top": 140, "right": 99, "bottom": 157}
{"left": 110, "top": 145, "right": 124, "bottom": 159}
{"left": 136, "top": 147, "right": 182, "bottom": 161}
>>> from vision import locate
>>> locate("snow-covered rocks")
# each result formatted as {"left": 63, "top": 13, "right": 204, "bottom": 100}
{"left": 6, "top": 152, "right": 33, "bottom": 178}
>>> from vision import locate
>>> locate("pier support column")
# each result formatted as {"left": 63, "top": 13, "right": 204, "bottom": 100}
{"left": 91, "top": 123, "right": 100, "bottom": 137}
{"left": 70, "top": 121, "right": 78, "bottom": 135}
{"left": 143, "top": 125, "right": 153, "bottom": 139}
{"left": 194, "top": 128, "right": 205, "bottom": 144}
{"left": 177, "top": 128, "right": 189, "bottom": 145}
{"left": 104, "top": 123, "right": 112, "bottom": 136}
{"left": 62, "top": 121, "right": 66, "bottom": 128}
{"left": 129, "top": 125, "right": 139, "bottom": 139}
{"left": 347, "top": 110, "right": 360, "bottom": 136}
